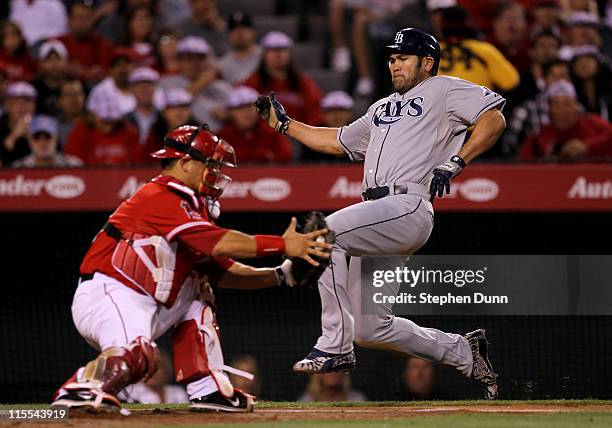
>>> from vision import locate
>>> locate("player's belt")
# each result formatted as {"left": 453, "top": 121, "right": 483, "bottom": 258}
{"left": 361, "top": 183, "right": 428, "bottom": 201}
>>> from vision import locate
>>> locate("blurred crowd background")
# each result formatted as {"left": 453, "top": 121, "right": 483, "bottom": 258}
{"left": 0, "top": 0, "right": 610, "bottom": 168}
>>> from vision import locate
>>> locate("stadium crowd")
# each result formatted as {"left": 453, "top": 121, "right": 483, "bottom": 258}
{"left": 0, "top": 0, "right": 610, "bottom": 168}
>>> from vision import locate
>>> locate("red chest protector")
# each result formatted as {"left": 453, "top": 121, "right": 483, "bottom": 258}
{"left": 108, "top": 222, "right": 202, "bottom": 307}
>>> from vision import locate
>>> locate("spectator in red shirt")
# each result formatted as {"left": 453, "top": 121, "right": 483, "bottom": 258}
{"left": 218, "top": 86, "right": 293, "bottom": 164}
{"left": 244, "top": 31, "right": 323, "bottom": 126}
{"left": 520, "top": 80, "right": 612, "bottom": 161}
{"left": 0, "top": 21, "right": 35, "bottom": 81}
{"left": 58, "top": 0, "right": 114, "bottom": 86}
{"left": 488, "top": 2, "right": 531, "bottom": 73}
{"left": 65, "top": 90, "right": 139, "bottom": 166}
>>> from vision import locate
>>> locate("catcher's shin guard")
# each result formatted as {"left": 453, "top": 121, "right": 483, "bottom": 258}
{"left": 52, "top": 337, "right": 160, "bottom": 411}
{"left": 173, "top": 303, "right": 254, "bottom": 400}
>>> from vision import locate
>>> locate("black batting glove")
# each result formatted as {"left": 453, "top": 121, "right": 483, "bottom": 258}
{"left": 429, "top": 155, "right": 466, "bottom": 199}
{"left": 254, "top": 92, "right": 292, "bottom": 134}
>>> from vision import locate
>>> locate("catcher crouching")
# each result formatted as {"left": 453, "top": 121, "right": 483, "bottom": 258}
{"left": 51, "top": 125, "right": 332, "bottom": 414}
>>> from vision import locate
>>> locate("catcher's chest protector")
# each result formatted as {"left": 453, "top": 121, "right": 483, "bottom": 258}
{"left": 111, "top": 231, "right": 199, "bottom": 308}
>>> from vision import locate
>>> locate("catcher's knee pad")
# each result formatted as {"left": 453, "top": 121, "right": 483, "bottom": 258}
{"left": 77, "top": 336, "right": 160, "bottom": 396}
{"left": 172, "top": 304, "right": 234, "bottom": 397}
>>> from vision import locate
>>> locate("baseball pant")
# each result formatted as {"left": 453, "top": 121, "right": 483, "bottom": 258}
{"left": 314, "top": 193, "right": 473, "bottom": 377}
{"left": 71, "top": 272, "right": 218, "bottom": 398}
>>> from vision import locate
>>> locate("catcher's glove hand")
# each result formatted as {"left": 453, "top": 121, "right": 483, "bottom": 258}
{"left": 429, "top": 155, "right": 466, "bottom": 199}
{"left": 279, "top": 212, "right": 335, "bottom": 287}
{"left": 254, "top": 92, "right": 292, "bottom": 134}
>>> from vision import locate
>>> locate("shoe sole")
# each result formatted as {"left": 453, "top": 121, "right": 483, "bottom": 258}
{"left": 190, "top": 403, "right": 253, "bottom": 413}
{"left": 293, "top": 361, "right": 356, "bottom": 375}
{"left": 51, "top": 399, "right": 121, "bottom": 414}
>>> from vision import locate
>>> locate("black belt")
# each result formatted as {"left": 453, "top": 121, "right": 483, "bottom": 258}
{"left": 80, "top": 273, "right": 94, "bottom": 282}
{"left": 361, "top": 185, "right": 411, "bottom": 201}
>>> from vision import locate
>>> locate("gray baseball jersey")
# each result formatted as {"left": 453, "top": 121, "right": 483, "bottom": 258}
{"left": 337, "top": 75, "right": 505, "bottom": 189}
{"left": 305, "top": 76, "right": 505, "bottom": 375}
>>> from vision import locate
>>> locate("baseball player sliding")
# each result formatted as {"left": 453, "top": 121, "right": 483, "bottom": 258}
{"left": 51, "top": 125, "right": 332, "bottom": 414}
{"left": 256, "top": 28, "right": 506, "bottom": 399}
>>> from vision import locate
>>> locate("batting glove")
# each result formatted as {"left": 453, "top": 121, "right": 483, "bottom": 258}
{"left": 275, "top": 259, "right": 297, "bottom": 287}
{"left": 254, "top": 92, "right": 292, "bottom": 134}
{"left": 429, "top": 155, "right": 466, "bottom": 198}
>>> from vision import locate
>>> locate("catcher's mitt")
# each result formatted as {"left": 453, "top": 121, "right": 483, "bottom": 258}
{"left": 289, "top": 211, "right": 335, "bottom": 287}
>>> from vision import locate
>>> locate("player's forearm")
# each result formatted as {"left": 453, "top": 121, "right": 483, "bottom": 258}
{"left": 217, "top": 262, "right": 279, "bottom": 289}
{"left": 458, "top": 109, "right": 506, "bottom": 163}
{"left": 286, "top": 121, "right": 345, "bottom": 156}
{"left": 212, "top": 230, "right": 284, "bottom": 259}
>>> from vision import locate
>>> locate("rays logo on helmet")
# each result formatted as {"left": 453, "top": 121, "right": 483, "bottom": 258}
{"left": 394, "top": 32, "right": 403, "bottom": 44}
{"left": 373, "top": 97, "right": 424, "bottom": 127}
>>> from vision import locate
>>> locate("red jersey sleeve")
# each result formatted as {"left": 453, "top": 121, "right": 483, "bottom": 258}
{"left": 113, "top": 184, "right": 230, "bottom": 256}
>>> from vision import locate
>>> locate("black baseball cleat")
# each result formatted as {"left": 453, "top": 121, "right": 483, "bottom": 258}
{"left": 51, "top": 388, "right": 124, "bottom": 414}
{"left": 465, "top": 329, "right": 499, "bottom": 399}
{"left": 292, "top": 348, "right": 356, "bottom": 374}
{"left": 190, "top": 389, "right": 254, "bottom": 413}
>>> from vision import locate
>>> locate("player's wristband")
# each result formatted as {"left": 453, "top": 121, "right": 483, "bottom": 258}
{"left": 255, "top": 235, "right": 286, "bottom": 257}
{"left": 450, "top": 155, "right": 466, "bottom": 169}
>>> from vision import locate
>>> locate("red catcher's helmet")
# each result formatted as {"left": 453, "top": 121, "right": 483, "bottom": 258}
{"left": 152, "top": 124, "right": 237, "bottom": 199}
{"left": 151, "top": 124, "right": 237, "bottom": 167}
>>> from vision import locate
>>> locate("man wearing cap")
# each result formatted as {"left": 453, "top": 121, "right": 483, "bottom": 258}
{"left": 126, "top": 67, "right": 163, "bottom": 153}
{"left": 245, "top": 31, "right": 323, "bottom": 127}
{"left": 301, "top": 91, "right": 354, "bottom": 162}
{"left": 218, "top": 11, "right": 261, "bottom": 85}
{"left": 0, "top": 81, "right": 37, "bottom": 165}
{"left": 520, "top": 80, "right": 612, "bottom": 160}
{"left": 218, "top": 86, "right": 292, "bottom": 164}
{"left": 32, "top": 39, "right": 69, "bottom": 115}
{"left": 64, "top": 90, "right": 140, "bottom": 165}
{"left": 58, "top": 0, "right": 114, "bottom": 85}
{"left": 160, "top": 36, "right": 232, "bottom": 132}
{"left": 51, "top": 125, "right": 331, "bottom": 414}
{"left": 12, "top": 115, "right": 82, "bottom": 168}
{"left": 179, "top": 0, "right": 228, "bottom": 56}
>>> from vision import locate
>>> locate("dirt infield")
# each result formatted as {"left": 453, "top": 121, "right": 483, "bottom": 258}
{"left": 3, "top": 403, "right": 612, "bottom": 428}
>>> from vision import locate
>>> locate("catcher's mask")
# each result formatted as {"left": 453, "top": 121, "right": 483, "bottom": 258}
{"left": 151, "top": 124, "right": 237, "bottom": 200}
